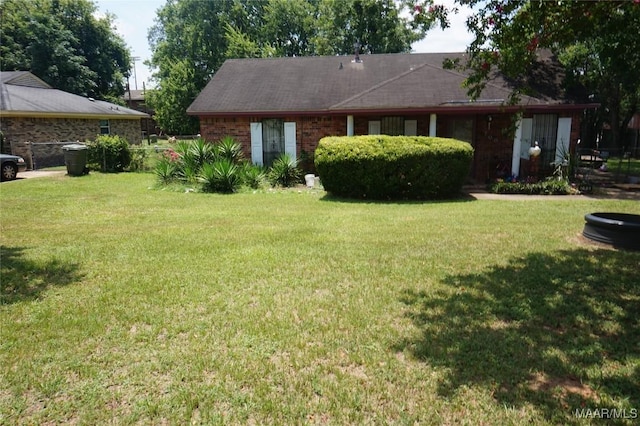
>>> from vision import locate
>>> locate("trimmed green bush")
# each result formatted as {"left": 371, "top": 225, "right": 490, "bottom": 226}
{"left": 489, "top": 179, "right": 577, "bottom": 195}
{"left": 87, "top": 135, "right": 131, "bottom": 172}
{"left": 314, "top": 135, "right": 473, "bottom": 199}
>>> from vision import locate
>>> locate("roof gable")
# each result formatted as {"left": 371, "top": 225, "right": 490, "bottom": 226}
{"left": 1, "top": 71, "right": 51, "bottom": 88}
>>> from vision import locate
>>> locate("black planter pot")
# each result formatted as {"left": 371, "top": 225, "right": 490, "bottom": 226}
{"left": 583, "top": 212, "right": 640, "bottom": 251}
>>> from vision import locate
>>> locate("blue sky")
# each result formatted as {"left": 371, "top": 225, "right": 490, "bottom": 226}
{"left": 94, "top": 0, "right": 473, "bottom": 89}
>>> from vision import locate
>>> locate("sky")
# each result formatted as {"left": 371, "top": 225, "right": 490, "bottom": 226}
{"left": 94, "top": 0, "right": 474, "bottom": 90}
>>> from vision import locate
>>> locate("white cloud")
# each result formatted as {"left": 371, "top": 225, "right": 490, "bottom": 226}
{"left": 412, "top": 0, "right": 474, "bottom": 53}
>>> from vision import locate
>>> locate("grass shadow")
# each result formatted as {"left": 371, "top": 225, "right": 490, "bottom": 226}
{"left": 1, "top": 245, "right": 84, "bottom": 305}
{"left": 396, "top": 248, "right": 640, "bottom": 423}
{"left": 319, "top": 192, "right": 476, "bottom": 205}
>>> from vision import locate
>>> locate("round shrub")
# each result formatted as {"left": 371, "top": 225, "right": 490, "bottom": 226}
{"left": 314, "top": 135, "right": 473, "bottom": 199}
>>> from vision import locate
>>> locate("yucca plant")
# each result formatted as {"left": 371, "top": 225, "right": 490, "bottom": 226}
{"left": 216, "top": 136, "right": 244, "bottom": 163}
{"left": 268, "top": 153, "right": 301, "bottom": 187}
{"left": 241, "top": 163, "right": 267, "bottom": 189}
{"left": 189, "top": 137, "right": 217, "bottom": 167}
{"left": 200, "top": 159, "right": 241, "bottom": 193}
{"left": 154, "top": 157, "right": 178, "bottom": 184}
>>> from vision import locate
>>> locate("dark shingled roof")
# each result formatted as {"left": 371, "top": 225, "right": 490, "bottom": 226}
{"left": 1, "top": 71, "right": 148, "bottom": 118}
{"left": 188, "top": 52, "right": 585, "bottom": 116}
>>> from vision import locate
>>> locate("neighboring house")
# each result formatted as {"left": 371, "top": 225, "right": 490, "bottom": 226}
{"left": 188, "top": 52, "right": 597, "bottom": 182}
{"left": 1, "top": 71, "right": 148, "bottom": 169}
{"left": 123, "top": 89, "right": 160, "bottom": 140}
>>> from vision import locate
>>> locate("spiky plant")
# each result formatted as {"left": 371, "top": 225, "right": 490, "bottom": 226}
{"left": 268, "top": 153, "right": 301, "bottom": 187}
{"left": 200, "top": 159, "right": 241, "bottom": 193}
{"left": 216, "top": 136, "right": 244, "bottom": 163}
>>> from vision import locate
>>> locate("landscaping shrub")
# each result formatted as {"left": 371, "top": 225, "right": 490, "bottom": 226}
{"left": 489, "top": 179, "right": 577, "bottom": 195}
{"left": 154, "top": 157, "right": 178, "bottom": 184}
{"left": 268, "top": 153, "right": 302, "bottom": 187}
{"left": 241, "top": 163, "right": 267, "bottom": 189}
{"left": 217, "top": 136, "right": 244, "bottom": 163}
{"left": 128, "top": 147, "right": 149, "bottom": 172}
{"left": 314, "top": 135, "right": 473, "bottom": 199}
{"left": 87, "top": 135, "right": 131, "bottom": 172}
{"left": 200, "top": 159, "right": 241, "bottom": 193}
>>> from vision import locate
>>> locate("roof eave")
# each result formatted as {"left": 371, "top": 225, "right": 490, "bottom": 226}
{"left": 189, "top": 102, "right": 599, "bottom": 118}
{"left": 1, "top": 111, "right": 149, "bottom": 119}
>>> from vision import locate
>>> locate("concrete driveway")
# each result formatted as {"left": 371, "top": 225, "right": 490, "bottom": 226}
{"left": 18, "top": 170, "right": 66, "bottom": 179}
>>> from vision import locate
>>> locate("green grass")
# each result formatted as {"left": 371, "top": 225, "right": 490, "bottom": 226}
{"left": 1, "top": 173, "right": 639, "bottom": 424}
{"left": 607, "top": 157, "right": 640, "bottom": 177}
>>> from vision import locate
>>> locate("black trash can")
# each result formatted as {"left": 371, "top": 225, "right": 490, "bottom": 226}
{"left": 62, "top": 143, "right": 88, "bottom": 176}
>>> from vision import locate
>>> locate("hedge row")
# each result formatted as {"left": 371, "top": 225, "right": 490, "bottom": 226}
{"left": 314, "top": 135, "right": 473, "bottom": 200}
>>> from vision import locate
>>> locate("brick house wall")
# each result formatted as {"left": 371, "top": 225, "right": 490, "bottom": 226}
{"left": 199, "top": 115, "right": 345, "bottom": 159}
{"left": 197, "top": 110, "right": 583, "bottom": 183}
{"left": 1, "top": 117, "right": 143, "bottom": 169}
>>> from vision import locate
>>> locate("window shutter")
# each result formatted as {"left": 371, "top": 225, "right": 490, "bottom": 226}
{"left": 555, "top": 117, "right": 572, "bottom": 163}
{"left": 368, "top": 121, "right": 381, "bottom": 135}
{"left": 519, "top": 118, "right": 533, "bottom": 159}
{"left": 284, "top": 122, "right": 296, "bottom": 161}
{"left": 404, "top": 120, "right": 417, "bottom": 136}
{"left": 250, "top": 122, "right": 263, "bottom": 165}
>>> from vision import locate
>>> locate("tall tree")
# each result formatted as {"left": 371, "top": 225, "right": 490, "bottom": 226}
{"left": 0, "top": 0, "right": 131, "bottom": 101}
{"left": 147, "top": 0, "right": 431, "bottom": 134}
{"left": 411, "top": 0, "right": 640, "bottom": 150}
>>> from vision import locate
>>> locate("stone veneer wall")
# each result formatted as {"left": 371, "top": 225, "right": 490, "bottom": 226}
{"left": 1, "top": 117, "right": 143, "bottom": 169}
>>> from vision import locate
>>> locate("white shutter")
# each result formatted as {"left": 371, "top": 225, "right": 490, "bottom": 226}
{"left": 404, "top": 120, "right": 417, "bottom": 136}
{"left": 250, "top": 122, "right": 263, "bottom": 166}
{"left": 368, "top": 121, "right": 381, "bottom": 135}
{"left": 519, "top": 118, "right": 533, "bottom": 159}
{"left": 284, "top": 122, "right": 296, "bottom": 161}
{"left": 555, "top": 117, "right": 572, "bottom": 163}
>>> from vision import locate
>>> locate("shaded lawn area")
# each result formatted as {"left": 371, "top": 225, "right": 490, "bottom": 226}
{"left": 0, "top": 173, "right": 639, "bottom": 424}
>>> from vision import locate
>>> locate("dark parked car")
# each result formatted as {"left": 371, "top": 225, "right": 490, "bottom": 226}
{"left": 0, "top": 153, "right": 27, "bottom": 181}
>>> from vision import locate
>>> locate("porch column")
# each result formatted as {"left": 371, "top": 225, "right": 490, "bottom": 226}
{"left": 512, "top": 118, "right": 523, "bottom": 177}
{"left": 429, "top": 113, "right": 437, "bottom": 137}
{"left": 347, "top": 115, "right": 354, "bottom": 136}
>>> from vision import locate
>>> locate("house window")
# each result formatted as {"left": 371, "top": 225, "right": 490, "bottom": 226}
{"left": 449, "top": 118, "right": 474, "bottom": 144}
{"left": 532, "top": 114, "right": 558, "bottom": 166}
{"left": 381, "top": 117, "right": 404, "bottom": 136}
{"left": 262, "top": 119, "right": 284, "bottom": 167}
{"left": 100, "top": 120, "right": 110, "bottom": 135}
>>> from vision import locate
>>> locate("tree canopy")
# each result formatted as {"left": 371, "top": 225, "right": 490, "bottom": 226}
{"left": 413, "top": 0, "right": 640, "bottom": 150}
{"left": 0, "top": 0, "right": 131, "bottom": 102}
{"left": 147, "top": 0, "right": 434, "bottom": 135}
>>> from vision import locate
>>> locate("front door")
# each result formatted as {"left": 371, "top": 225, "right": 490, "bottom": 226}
{"left": 262, "top": 119, "right": 284, "bottom": 167}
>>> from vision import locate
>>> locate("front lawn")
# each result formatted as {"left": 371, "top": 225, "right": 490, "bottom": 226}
{"left": 1, "top": 173, "right": 639, "bottom": 424}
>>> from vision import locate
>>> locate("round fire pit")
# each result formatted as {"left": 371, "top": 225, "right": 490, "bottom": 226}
{"left": 583, "top": 212, "right": 640, "bottom": 250}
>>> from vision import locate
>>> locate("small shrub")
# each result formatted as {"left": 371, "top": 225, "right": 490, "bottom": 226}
{"left": 489, "top": 179, "right": 577, "bottom": 195}
{"left": 154, "top": 157, "right": 178, "bottom": 184}
{"left": 200, "top": 159, "right": 241, "bottom": 193}
{"left": 217, "top": 136, "right": 244, "bottom": 163}
{"left": 87, "top": 135, "right": 131, "bottom": 172}
{"left": 128, "top": 148, "right": 149, "bottom": 172}
{"left": 269, "top": 153, "right": 301, "bottom": 187}
{"left": 241, "top": 163, "right": 267, "bottom": 189}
